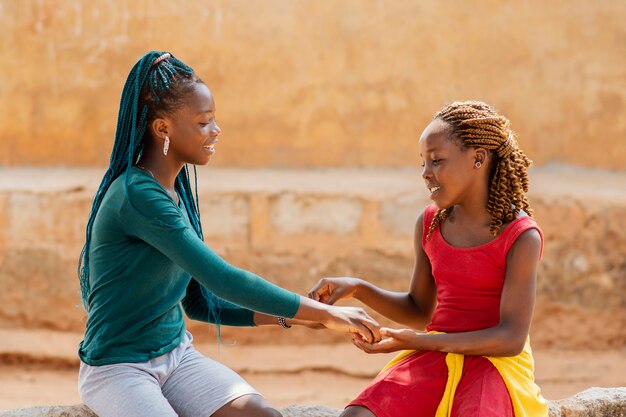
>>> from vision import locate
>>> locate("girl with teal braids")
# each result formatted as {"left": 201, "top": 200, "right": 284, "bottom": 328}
{"left": 77, "top": 51, "right": 381, "bottom": 417}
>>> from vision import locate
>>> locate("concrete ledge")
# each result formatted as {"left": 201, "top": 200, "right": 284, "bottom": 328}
{"left": 0, "top": 388, "right": 624, "bottom": 416}
{"left": 548, "top": 387, "right": 626, "bottom": 417}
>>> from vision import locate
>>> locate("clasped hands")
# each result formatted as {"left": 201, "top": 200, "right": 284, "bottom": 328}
{"left": 306, "top": 277, "right": 422, "bottom": 354}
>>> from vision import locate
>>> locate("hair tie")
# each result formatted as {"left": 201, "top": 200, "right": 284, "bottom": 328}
{"left": 497, "top": 134, "right": 514, "bottom": 158}
{"left": 152, "top": 53, "right": 171, "bottom": 67}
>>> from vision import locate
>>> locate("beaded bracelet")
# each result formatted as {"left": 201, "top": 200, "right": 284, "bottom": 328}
{"left": 277, "top": 317, "right": 292, "bottom": 329}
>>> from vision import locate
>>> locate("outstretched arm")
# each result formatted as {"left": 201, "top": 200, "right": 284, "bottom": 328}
{"left": 353, "top": 228, "right": 542, "bottom": 357}
{"left": 182, "top": 278, "right": 256, "bottom": 326}
{"left": 309, "top": 212, "right": 437, "bottom": 329}
{"left": 125, "top": 177, "right": 380, "bottom": 341}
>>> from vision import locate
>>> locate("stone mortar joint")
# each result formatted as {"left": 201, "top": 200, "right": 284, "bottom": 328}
{"left": 0, "top": 387, "right": 623, "bottom": 417}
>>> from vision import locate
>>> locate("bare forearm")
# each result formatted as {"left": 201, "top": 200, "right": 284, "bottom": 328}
{"left": 253, "top": 312, "right": 278, "bottom": 326}
{"left": 293, "top": 296, "right": 332, "bottom": 321}
{"left": 418, "top": 325, "right": 527, "bottom": 357}
{"left": 355, "top": 280, "right": 431, "bottom": 329}
{"left": 254, "top": 297, "right": 332, "bottom": 325}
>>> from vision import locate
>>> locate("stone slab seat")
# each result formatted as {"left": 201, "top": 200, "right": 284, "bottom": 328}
{"left": 1, "top": 387, "right": 624, "bottom": 417}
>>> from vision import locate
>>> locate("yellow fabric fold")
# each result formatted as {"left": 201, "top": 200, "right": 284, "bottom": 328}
{"left": 380, "top": 334, "right": 549, "bottom": 417}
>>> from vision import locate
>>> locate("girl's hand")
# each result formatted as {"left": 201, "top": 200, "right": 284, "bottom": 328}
{"left": 352, "top": 327, "right": 422, "bottom": 354}
{"left": 308, "top": 277, "right": 362, "bottom": 305}
{"left": 323, "top": 305, "right": 381, "bottom": 343}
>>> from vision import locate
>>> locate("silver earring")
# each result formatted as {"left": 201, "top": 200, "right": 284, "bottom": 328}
{"left": 163, "top": 136, "right": 170, "bottom": 156}
{"left": 475, "top": 161, "right": 482, "bottom": 169}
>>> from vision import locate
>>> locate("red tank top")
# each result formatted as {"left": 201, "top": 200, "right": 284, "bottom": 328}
{"left": 422, "top": 204, "right": 543, "bottom": 333}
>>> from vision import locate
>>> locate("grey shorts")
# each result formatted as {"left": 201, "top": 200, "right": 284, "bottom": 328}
{"left": 78, "top": 332, "right": 260, "bottom": 417}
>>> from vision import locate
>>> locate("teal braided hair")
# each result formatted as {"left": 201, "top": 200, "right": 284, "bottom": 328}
{"left": 78, "top": 51, "right": 225, "bottom": 326}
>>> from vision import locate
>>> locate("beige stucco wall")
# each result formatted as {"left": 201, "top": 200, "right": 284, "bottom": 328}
{"left": 1, "top": 1, "right": 624, "bottom": 168}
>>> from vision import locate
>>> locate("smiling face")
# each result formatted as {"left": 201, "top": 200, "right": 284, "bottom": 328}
{"left": 164, "top": 83, "right": 221, "bottom": 166}
{"left": 419, "top": 119, "right": 486, "bottom": 209}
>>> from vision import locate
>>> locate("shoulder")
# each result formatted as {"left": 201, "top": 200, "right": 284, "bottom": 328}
{"left": 416, "top": 204, "right": 437, "bottom": 229}
{"left": 120, "top": 169, "right": 185, "bottom": 228}
{"left": 124, "top": 169, "right": 172, "bottom": 206}
{"left": 423, "top": 204, "right": 438, "bottom": 221}
{"left": 506, "top": 227, "right": 542, "bottom": 264}
{"left": 125, "top": 168, "right": 166, "bottom": 195}
{"left": 512, "top": 227, "right": 542, "bottom": 248}
{"left": 503, "top": 212, "right": 543, "bottom": 244}
{"left": 415, "top": 204, "right": 438, "bottom": 247}
{"left": 415, "top": 205, "right": 436, "bottom": 232}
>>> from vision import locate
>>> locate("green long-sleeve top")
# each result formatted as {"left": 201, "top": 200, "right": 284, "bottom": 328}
{"left": 78, "top": 167, "right": 300, "bottom": 366}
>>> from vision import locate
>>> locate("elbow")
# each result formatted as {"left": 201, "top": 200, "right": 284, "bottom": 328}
{"left": 406, "top": 295, "right": 434, "bottom": 330}
{"left": 184, "top": 311, "right": 201, "bottom": 322}
{"left": 182, "top": 308, "right": 196, "bottom": 321}
{"left": 511, "top": 337, "right": 527, "bottom": 356}
{"left": 491, "top": 319, "right": 528, "bottom": 357}
{"left": 181, "top": 303, "right": 203, "bottom": 322}
{"left": 407, "top": 315, "right": 432, "bottom": 331}
{"left": 499, "top": 342, "right": 525, "bottom": 357}
{"left": 499, "top": 333, "right": 527, "bottom": 357}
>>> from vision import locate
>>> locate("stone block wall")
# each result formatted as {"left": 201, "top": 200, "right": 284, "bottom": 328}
{"left": 0, "top": 167, "right": 623, "bottom": 349}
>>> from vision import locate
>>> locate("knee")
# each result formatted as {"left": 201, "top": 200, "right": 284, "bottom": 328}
{"left": 258, "top": 407, "right": 282, "bottom": 417}
{"left": 341, "top": 406, "right": 376, "bottom": 417}
{"left": 249, "top": 397, "right": 282, "bottom": 417}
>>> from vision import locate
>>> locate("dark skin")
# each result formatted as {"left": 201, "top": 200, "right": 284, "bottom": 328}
{"left": 138, "top": 81, "right": 381, "bottom": 417}
{"left": 310, "top": 119, "right": 541, "bottom": 417}
{"left": 137, "top": 82, "right": 381, "bottom": 340}
{"left": 137, "top": 82, "right": 222, "bottom": 204}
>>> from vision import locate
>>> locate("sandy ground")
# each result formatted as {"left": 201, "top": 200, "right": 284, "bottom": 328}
{"left": 1, "top": 330, "right": 624, "bottom": 410}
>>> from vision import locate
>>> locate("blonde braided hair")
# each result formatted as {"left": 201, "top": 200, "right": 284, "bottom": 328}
{"left": 426, "top": 101, "right": 533, "bottom": 240}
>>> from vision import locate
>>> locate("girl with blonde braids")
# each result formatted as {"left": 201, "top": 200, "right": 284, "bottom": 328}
{"left": 309, "top": 101, "right": 548, "bottom": 417}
